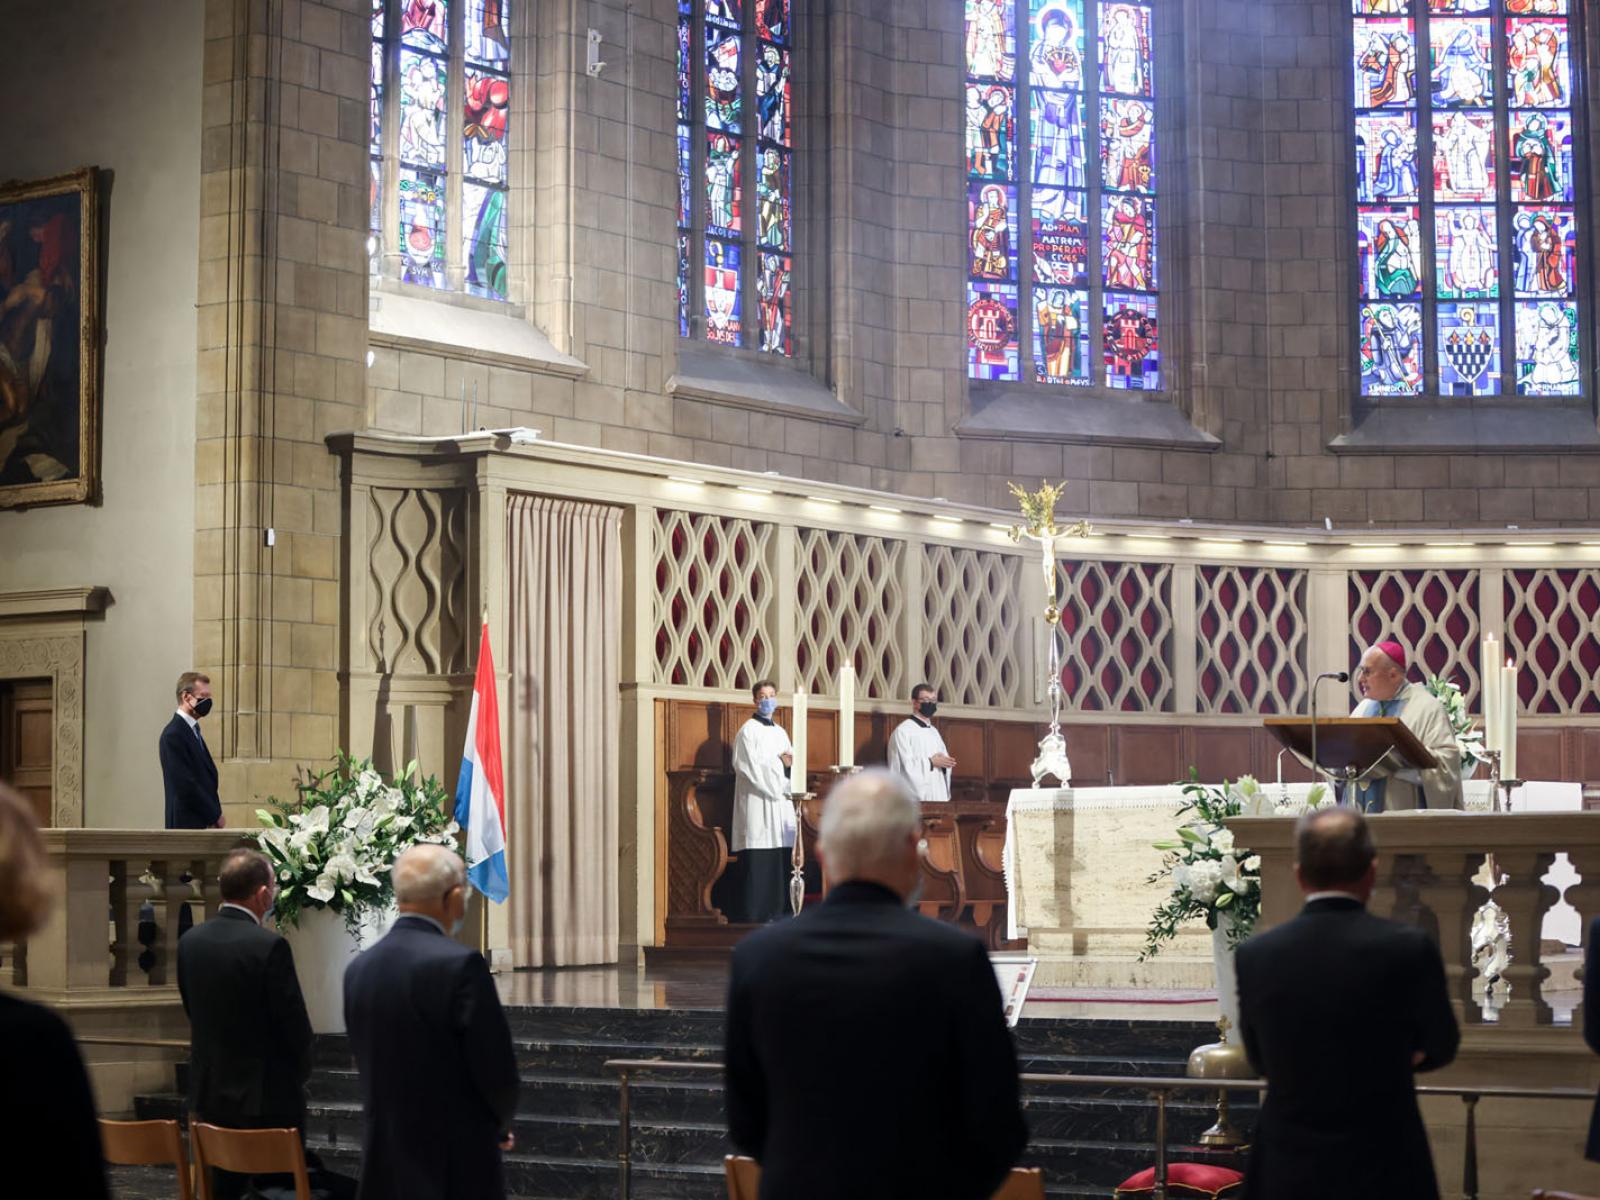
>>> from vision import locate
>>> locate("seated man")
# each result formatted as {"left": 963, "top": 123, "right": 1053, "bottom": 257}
{"left": 724, "top": 769, "right": 1027, "bottom": 1199}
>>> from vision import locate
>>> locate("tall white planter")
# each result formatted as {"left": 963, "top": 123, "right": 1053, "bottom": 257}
{"left": 1211, "top": 919, "right": 1242, "bottom": 1034}
{"left": 281, "top": 904, "right": 396, "bottom": 1034}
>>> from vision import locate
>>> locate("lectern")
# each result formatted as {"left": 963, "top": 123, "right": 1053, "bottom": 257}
{"left": 1263, "top": 716, "right": 1438, "bottom": 782}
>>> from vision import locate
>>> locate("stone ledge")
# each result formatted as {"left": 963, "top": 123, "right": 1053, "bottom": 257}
{"left": 667, "top": 343, "right": 864, "bottom": 427}
{"left": 956, "top": 387, "right": 1220, "bottom": 450}
{"left": 1330, "top": 403, "right": 1600, "bottom": 454}
{"left": 0, "top": 586, "right": 109, "bottom": 620}
{"left": 368, "top": 289, "right": 588, "bottom": 379}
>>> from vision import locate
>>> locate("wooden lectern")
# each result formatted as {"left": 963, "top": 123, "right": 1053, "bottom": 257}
{"left": 1263, "top": 716, "right": 1438, "bottom": 780}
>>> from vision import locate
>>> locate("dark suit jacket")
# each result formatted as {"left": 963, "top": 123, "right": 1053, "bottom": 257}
{"left": 1236, "top": 896, "right": 1461, "bottom": 1200}
{"left": 159, "top": 712, "right": 221, "bottom": 829}
{"left": 177, "top": 906, "right": 314, "bottom": 1130}
{"left": 0, "top": 993, "right": 110, "bottom": 1199}
{"left": 724, "top": 880, "right": 1028, "bottom": 1200}
{"left": 1583, "top": 915, "right": 1600, "bottom": 1159}
{"left": 343, "top": 915, "right": 520, "bottom": 1200}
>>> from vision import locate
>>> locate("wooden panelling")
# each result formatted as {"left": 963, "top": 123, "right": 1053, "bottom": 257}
{"left": 1578, "top": 729, "right": 1600, "bottom": 788}
{"left": 668, "top": 701, "right": 725, "bottom": 770}
{"left": 1517, "top": 727, "right": 1567, "bottom": 786}
{"left": 1114, "top": 726, "right": 1183, "bottom": 786}
{"left": 991, "top": 720, "right": 1051, "bottom": 786}
{"left": 0, "top": 680, "right": 51, "bottom": 829}
{"left": 1190, "top": 726, "right": 1255, "bottom": 787}
{"left": 941, "top": 718, "right": 989, "bottom": 780}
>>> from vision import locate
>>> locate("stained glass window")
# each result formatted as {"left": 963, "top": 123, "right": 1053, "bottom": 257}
{"left": 1350, "top": 0, "right": 1585, "bottom": 397}
{"left": 371, "top": 0, "right": 514, "bottom": 301}
{"left": 678, "top": 0, "right": 796, "bottom": 355}
{"left": 965, "top": 0, "right": 1162, "bottom": 388}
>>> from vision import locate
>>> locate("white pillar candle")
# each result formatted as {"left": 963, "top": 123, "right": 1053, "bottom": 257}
{"left": 790, "top": 690, "right": 807, "bottom": 792}
{"left": 1481, "top": 636, "right": 1499, "bottom": 755}
{"left": 1502, "top": 659, "right": 1519, "bottom": 780}
{"left": 837, "top": 664, "right": 855, "bottom": 768}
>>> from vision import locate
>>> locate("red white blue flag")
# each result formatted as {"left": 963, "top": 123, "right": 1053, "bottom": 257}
{"left": 454, "top": 619, "right": 508, "bottom": 903}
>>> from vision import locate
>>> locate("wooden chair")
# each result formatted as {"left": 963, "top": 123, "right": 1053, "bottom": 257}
{"left": 724, "top": 1154, "right": 760, "bottom": 1200}
{"left": 99, "top": 1118, "right": 192, "bottom": 1200}
{"left": 725, "top": 1156, "right": 1044, "bottom": 1200}
{"left": 190, "top": 1122, "right": 311, "bottom": 1200}
{"left": 993, "top": 1167, "right": 1047, "bottom": 1200}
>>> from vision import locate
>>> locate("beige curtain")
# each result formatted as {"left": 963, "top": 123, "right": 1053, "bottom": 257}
{"left": 505, "top": 494, "right": 621, "bottom": 966}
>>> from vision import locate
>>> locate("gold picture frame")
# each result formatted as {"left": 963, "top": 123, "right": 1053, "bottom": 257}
{"left": 0, "top": 166, "right": 100, "bottom": 509}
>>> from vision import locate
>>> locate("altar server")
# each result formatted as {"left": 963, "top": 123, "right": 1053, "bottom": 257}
{"left": 888, "top": 683, "right": 955, "bottom": 803}
{"left": 730, "top": 679, "right": 796, "bottom": 923}
{"left": 1349, "top": 640, "right": 1463, "bottom": 811}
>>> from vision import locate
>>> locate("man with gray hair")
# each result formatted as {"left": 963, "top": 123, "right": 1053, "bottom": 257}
{"left": 724, "top": 769, "right": 1027, "bottom": 1199}
{"left": 344, "top": 844, "right": 520, "bottom": 1200}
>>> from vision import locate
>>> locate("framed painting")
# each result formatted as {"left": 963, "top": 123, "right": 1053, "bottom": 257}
{"left": 0, "top": 167, "right": 99, "bottom": 509}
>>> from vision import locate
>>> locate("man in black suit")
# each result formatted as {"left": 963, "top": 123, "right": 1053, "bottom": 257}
{"left": 344, "top": 844, "right": 520, "bottom": 1200}
{"left": 1583, "top": 913, "right": 1600, "bottom": 1160}
{"left": 724, "top": 769, "right": 1028, "bottom": 1200}
{"left": 177, "top": 848, "right": 331, "bottom": 1199}
{"left": 159, "top": 670, "right": 224, "bottom": 829}
{"left": 1236, "top": 806, "right": 1460, "bottom": 1200}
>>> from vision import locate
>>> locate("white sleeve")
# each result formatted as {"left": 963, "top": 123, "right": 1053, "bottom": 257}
{"left": 1412, "top": 698, "right": 1464, "bottom": 809}
{"left": 734, "top": 724, "right": 790, "bottom": 802}
{"left": 888, "top": 722, "right": 932, "bottom": 801}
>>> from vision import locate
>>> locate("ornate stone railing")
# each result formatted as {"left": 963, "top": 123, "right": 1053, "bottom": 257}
{"left": 1230, "top": 812, "right": 1600, "bottom": 1031}
{"left": 1, "top": 830, "right": 240, "bottom": 1001}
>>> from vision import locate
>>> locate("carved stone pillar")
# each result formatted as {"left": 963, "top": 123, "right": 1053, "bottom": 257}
{"left": 1492, "top": 848, "right": 1557, "bottom": 1028}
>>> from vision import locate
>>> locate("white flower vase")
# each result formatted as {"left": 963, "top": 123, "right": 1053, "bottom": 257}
{"left": 281, "top": 903, "right": 396, "bottom": 1034}
{"left": 1211, "top": 916, "right": 1242, "bottom": 1034}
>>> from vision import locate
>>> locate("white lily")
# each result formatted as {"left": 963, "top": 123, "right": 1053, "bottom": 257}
{"left": 1211, "top": 827, "right": 1236, "bottom": 855}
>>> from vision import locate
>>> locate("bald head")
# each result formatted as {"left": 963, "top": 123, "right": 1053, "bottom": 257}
{"left": 817, "top": 769, "right": 923, "bottom": 899}
{"left": 1356, "top": 643, "right": 1406, "bottom": 702}
{"left": 1295, "top": 806, "right": 1376, "bottom": 898}
{"left": 393, "top": 844, "right": 468, "bottom": 928}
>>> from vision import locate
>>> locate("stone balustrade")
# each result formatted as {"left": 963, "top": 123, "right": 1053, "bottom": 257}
{"left": 1, "top": 829, "right": 241, "bottom": 1001}
{"left": 1229, "top": 812, "right": 1600, "bottom": 1031}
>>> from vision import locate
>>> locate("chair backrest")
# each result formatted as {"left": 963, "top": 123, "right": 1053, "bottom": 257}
{"left": 190, "top": 1123, "right": 311, "bottom": 1200}
{"left": 724, "top": 1154, "right": 761, "bottom": 1200}
{"left": 99, "top": 1119, "right": 192, "bottom": 1200}
{"left": 992, "top": 1167, "right": 1047, "bottom": 1200}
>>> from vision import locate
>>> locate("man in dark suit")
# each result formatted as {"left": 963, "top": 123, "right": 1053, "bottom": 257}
{"left": 724, "top": 769, "right": 1028, "bottom": 1200}
{"left": 159, "top": 670, "right": 224, "bottom": 829}
{"left": 1236, "top": 806, "right": 1460, "bottom": 1200}
{"left": 344, "top": 843, "right": 520, "bottom": 1200}
{"left": 177, "top": 848, "right": 333, "bottom": 1199}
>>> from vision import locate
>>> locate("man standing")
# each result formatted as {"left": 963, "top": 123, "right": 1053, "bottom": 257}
{"left": 1349, "top": 640, "right": 1463, "bottom": 810}
{"left": 1237, "top": 807, "right": 1459, "bottom": 1200}
{"left": 725, "top": 770, "right": 1027, "bottom": 1199}
{"left": 177, "top": 849, "right": 352, "bottom": 1199}
{"left": 344, "top": 844, "right": 519, "bottom": 1200}
{"left": 729, "top": 679, "right": 795, "bottom": 924}
{"left": 887, "top": 683, "right": 955, "bottom": 803}
{"left": 159, "top": 671, "right": 223, "bottom": 829}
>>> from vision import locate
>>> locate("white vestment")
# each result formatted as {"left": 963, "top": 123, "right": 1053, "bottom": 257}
{"left": 1351, "top": 681, "right": 1464, "bottom": 810}
{"left": 888, "top": 717, "right": 951, "bottom": 803}
{"left": 731, "top": 717, "right": 795, "bottom": 851}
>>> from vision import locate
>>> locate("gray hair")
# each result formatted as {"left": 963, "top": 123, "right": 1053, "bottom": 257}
{"left": 392, "top": 843, "right": 466, "bottom": 904}
{"left": 818, "top": 768, "right": 921, "bottom": 880}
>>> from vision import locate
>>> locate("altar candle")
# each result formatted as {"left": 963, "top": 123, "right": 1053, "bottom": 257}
{"left": 1502, "top": 658, "right": 1519, "bottom": 780}
{"left": 790, "top": 690, "right": 807, "bottom": 792}
{"left": 1481, "top": 635, "right": 1499, "bottom": 754}
{"left": 837, "top": 664, "right": 855, "bottom": 768}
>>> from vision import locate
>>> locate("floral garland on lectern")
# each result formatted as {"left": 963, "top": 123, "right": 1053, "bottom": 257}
{"left": 1141, "top": 774, "right": 1328, "bottom": 959}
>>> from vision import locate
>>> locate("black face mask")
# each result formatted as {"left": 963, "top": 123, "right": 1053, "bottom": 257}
{"left": 918, "top": 701, "right": 938, "bottom": 719}
{"left": 192, "top": 697, "right": 213, "bottom": 719}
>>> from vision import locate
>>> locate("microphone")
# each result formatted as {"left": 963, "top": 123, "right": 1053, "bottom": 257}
{"left": 1316, "top": 670, "right": 1350, "bottom": 684}
{"left": 1309, "top": 672, "right": 1351, "bottom": 789}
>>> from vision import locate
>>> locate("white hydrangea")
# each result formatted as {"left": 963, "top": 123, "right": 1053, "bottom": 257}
{"left": 1210, "top": 827, "right": 1236, "bottom": 855}
{"left": 1243, "top": 854, "right": 1261, "bottom": 873}
{"left": 1184, "top": 860, "right": 1224, "bottom": 904}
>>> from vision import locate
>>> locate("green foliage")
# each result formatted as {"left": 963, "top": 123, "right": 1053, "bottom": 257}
{"left": 252, "top": 752, "right": 460, "bottom": 934}
{"left": 1140, "top": 772, "right": 1263, "bottom": 961}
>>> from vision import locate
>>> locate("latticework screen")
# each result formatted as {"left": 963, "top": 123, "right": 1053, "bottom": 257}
{"left": 922, "top": 544, "right": 1023, "bottom": 709}
{"left": 1057, "top": 559, "right": 1175, "bottom": 712}
{"left": 1195, "top": 565, "right": 1309, "bottom": 714}
{"left": 1505, "top": 569, "right": 1600, "bottom": 714}
{"left": 795, "top": 528, "right": 907, "bottom": 699}
{"left": 1349, "top": 569, "right": 1482, "bottom": 706}
{"left": 651, "top": 510, "right": 776, "bottom": 689}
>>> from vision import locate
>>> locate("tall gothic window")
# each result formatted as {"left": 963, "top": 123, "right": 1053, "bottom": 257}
{"left": 1352, "top": 0, "right": 1585, "bottom": 397}
{"left": 964, "top": 0, "right": 1160, "bottom": 390}
{"left": 370, "top": 0, "right": 512, "bottom": 301}
{"left": 676, "top": 0, "right": 795, "bottom": 354}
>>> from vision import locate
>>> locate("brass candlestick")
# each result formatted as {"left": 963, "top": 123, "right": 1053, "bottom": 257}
{"left": 1185, "top": 1016, "right": 1253, "bottom": 1148}
{"left": 788, "top": 790, "right": 816, "bottom": 913}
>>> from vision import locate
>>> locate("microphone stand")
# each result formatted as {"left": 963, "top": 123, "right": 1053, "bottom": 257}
{"left": 1309, "top": 671, "right": 1350, "bottom": 794}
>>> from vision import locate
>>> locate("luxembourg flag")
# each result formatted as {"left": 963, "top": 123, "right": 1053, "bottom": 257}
{"left": 454, "top": 619, "right": 509, "bottom": 903}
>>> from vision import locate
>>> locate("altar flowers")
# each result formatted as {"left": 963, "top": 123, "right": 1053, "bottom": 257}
{"left": 1141, "top": 774, "right": 1299, "bottom": 959}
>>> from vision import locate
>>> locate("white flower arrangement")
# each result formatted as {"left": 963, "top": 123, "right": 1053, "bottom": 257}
{"left": 1424, "top": 675, "right": 1486, "bottom": 776}
{"left": 253, "top": 753, "right": 460, "bottom": 934}
{"left": 1143, "top": 774, "right": 1270, "bottom": 958}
